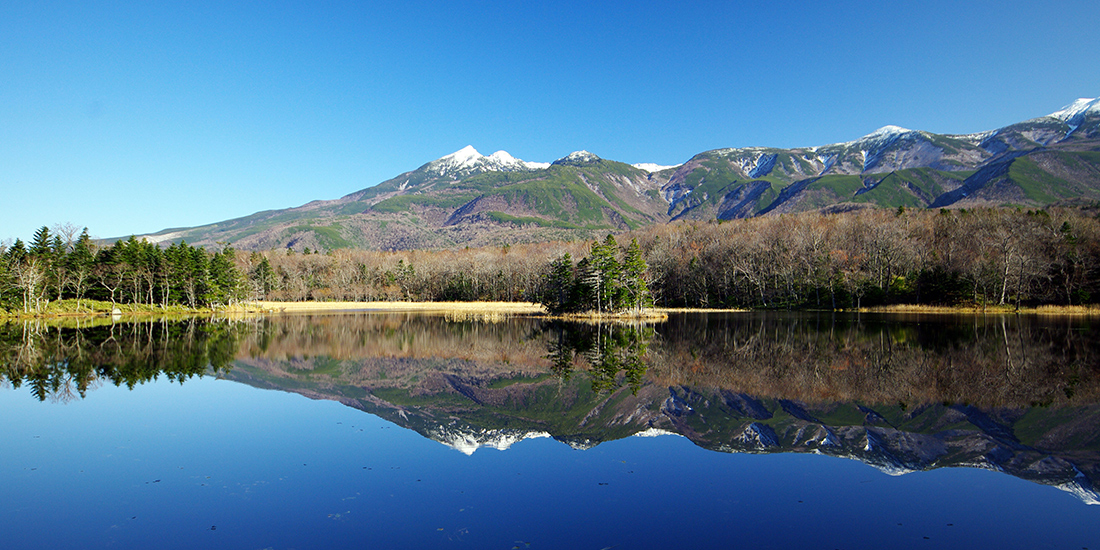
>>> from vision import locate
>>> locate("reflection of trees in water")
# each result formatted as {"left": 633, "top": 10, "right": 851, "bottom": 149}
{"left": 241, "top": 313, "right": 547, "bottom": 362}
{"left": 0, "top": 318, "right": 245, "bottom": 401}
{"left": 650, "top": 313, "right": 1100, "bottom": 408}
{"left": 544, "top": 321, "right": 654, "bottom": 394}
{"left": 5, "top": 312, "right": 1099, "bottom": 409}
{"left": 235, "top": 313, "right": 553, "bottom": 387}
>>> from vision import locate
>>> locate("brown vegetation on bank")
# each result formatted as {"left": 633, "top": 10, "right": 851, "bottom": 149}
{"left": 226, "top": 207, "right": 1100, "bottom": 311}
{"left": 6, "top": 207, "right": 1100, "bottom": 316}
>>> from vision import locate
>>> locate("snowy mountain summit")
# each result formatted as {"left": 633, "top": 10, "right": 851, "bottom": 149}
{"left": 1047, "top": 97, "right": 1100, "bottom": 123}
{"left": 849, "top": 125, "right": 917, "bottom": 147}
{"left": 552, "top": 150, "right": 602, "bottom": 166}
{"left": 426, "top": 145, "right": 549, "bottom": 177}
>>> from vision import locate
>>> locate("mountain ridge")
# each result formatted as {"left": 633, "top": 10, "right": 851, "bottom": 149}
{"left": 138, "top": 98, "right": 1100, "bottom": 251}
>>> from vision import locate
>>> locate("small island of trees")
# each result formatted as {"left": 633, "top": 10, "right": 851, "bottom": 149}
{"left": 538, "top": 235, "right": 652, "bottom": 316}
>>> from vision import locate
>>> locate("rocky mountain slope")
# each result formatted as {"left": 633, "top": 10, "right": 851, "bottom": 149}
{"left": 139, "top": 98, "right": 1100, "bottom": 251}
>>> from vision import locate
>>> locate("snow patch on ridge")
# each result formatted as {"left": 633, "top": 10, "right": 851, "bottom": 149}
{"left": 742, "top": 153, "right": 777, "bottom": 178}
{"left": 143, "top": 231, "right": 184, "bottom": 244}
{"left": 633, "top": 162, "right": 681, "bottom": 173}
{"left": 633, "top": 428, "right": 682, "bottom": 438}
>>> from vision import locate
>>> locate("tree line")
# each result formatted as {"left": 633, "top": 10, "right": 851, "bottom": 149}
{"left": 3, "top": 207, "right": 1100, "bottom": 314}
{"left": 0, "top": 224, "right": 244, "bottom": 313}
{"left": 635, "top": 207, "right": 1100, "bottom": 309}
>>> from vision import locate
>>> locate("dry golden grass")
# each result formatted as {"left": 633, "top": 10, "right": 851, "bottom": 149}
{"left": 653, "top": 307, "right": 749, "bottom": 313}
{"left": 244, "top": 300, "right": 545, "bottom": 315}
{"left": 1031, "top": 304, "right": 1100, "bottom": 315}
{"left": 859, "top": 304, "right": 1100, "bottom": 315}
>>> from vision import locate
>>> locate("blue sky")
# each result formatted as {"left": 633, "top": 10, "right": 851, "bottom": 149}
{"left": 2, "top": 0, "right": 1098, "bottom": 241}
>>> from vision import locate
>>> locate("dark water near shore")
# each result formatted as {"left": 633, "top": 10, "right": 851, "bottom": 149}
{"left": 3, "top": 312, "right": 1100, "bottom": 549}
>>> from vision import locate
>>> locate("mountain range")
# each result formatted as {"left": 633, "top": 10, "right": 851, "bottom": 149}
{"left": 140, "top": 97, "right": 1100, "bottom": 251}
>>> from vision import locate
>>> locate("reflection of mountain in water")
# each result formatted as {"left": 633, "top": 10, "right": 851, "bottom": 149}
{"left": 218, "top": 312, "right": 1100, "bottom": 504}
{"left": 5, "top": 312, "right": 1100, "bottom": 503}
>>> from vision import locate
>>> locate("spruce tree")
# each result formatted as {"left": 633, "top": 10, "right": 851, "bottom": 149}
{"left": 543, "top": 253, "right": 576, "bottom": 314}
{"left": 620, "top": 238, "right": 651, "bottom": 312}
{"left": 67, "top": 229, "right": 95, "bottom": 309}
{"left": 29, "top": 226, "right": 52, "bottom": 256}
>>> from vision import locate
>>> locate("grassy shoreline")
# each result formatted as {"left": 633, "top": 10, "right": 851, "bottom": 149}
{"left": 4, "top": 299, "right": 1100, "bottom": 321}
{"left": 852, "top": 304, "right": 1100, "bottom": 315}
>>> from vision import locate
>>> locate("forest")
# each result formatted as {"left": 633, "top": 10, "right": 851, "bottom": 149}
{"left": 2, "top": 207, "right": 1099, "bottom": 314}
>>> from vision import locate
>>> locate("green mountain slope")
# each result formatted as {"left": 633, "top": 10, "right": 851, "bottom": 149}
{"left": 133, "top": 100, "right": 1100, "bottom": 251}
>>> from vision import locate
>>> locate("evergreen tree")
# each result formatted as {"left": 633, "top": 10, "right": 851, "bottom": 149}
{"left": 187, "top": 245, "right": 211, "bottom": 307}
{"left": 0, "top": 252, "right": 16, "bottom": 311}
{"left": 5, "top": 239, "right": 27, "bottom": 264}
{"left": 66, "top": 229, "right": 95, "bottom": 310}
{"left": 542, "top": 253, "right": 575, "bottom": 314}
{"left": 575, "top": 256, "right": 598, "bottom": 313}
{"left": 620, "top": 238, "right": 651, "bottom": 312}
{"left": 249, "top": 253, "right": 276, "bottom": 300}
{"left": 597, "top": 234, "right": 623, "bottom": 312}
{"left": 29, "top": 226, "right": 52, "bottom": 256}
{"left": 207, "top": 247, "right": 241, "bottom": 306}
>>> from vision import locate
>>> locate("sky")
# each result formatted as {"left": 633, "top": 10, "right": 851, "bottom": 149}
{"left": 2, "top": 0, "right": 1099, "bottom": 241}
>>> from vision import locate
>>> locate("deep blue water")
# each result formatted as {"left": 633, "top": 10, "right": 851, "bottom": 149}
{"left": 4, "top": 373, "right": 1100, "bottom": 550}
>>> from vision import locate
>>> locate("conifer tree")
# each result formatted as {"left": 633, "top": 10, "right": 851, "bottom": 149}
{"left": 249, "top": 253, "right": 276, "bottom": 300}
{"left": 543, "top": 253, "right": 575, "bottom": 314}
{"left": 29, "top": 226, "right": 52, "bottom": 256}
{"left": 66, "top": 229, "right": 95, "bottom": 310}
{"left": 620, "top": 238, "right": 651, "bottom": 312}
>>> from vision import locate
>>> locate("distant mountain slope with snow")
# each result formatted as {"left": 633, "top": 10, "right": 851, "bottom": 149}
{"left": 137, "top": 97, "right": 1100, "bottom": 250}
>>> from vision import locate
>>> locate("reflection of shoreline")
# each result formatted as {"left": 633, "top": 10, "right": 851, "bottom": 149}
{"left": 7, "top": 312, "right": 1100, "bottom": 409}
{"left": 7, "top": 297, "right": 1100, "bottom": 323}
{"left": 6, "top": 313, "right": 1100, "bottom": 505}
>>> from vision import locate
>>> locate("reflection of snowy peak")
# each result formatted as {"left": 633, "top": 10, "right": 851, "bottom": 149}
{"left": 1056, "top": 471, "right": 1100, "bottom": 506}
{"left": 428, "top": 423, "right": 552, "bottom": 455}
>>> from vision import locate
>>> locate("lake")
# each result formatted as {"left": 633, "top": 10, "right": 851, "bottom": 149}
{"left": 3, "top": 311, "right": 1100, "bottom": 549}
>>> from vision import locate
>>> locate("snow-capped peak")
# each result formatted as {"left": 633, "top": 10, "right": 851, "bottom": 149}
{"left": 431, "top": 145, "right": 484, "bottom": 171}
{"left": 861, "top": 125, "right": 913, "bottom": 141}
{"left": 1047, "top": 97, "right": 1100, "bottom": 123}
{"left": 426, "top": 146, "right": 546, "bottom": 175}
{"left": 831, "top": 125, "right": 917, "bottom": 151}
{"left": 552, "top": 150, "right": 601, "bottom": 166}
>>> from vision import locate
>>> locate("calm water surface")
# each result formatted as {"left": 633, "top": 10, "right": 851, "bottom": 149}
{"left": 2, "top": 312, "right": 1099, "bottom": 549}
